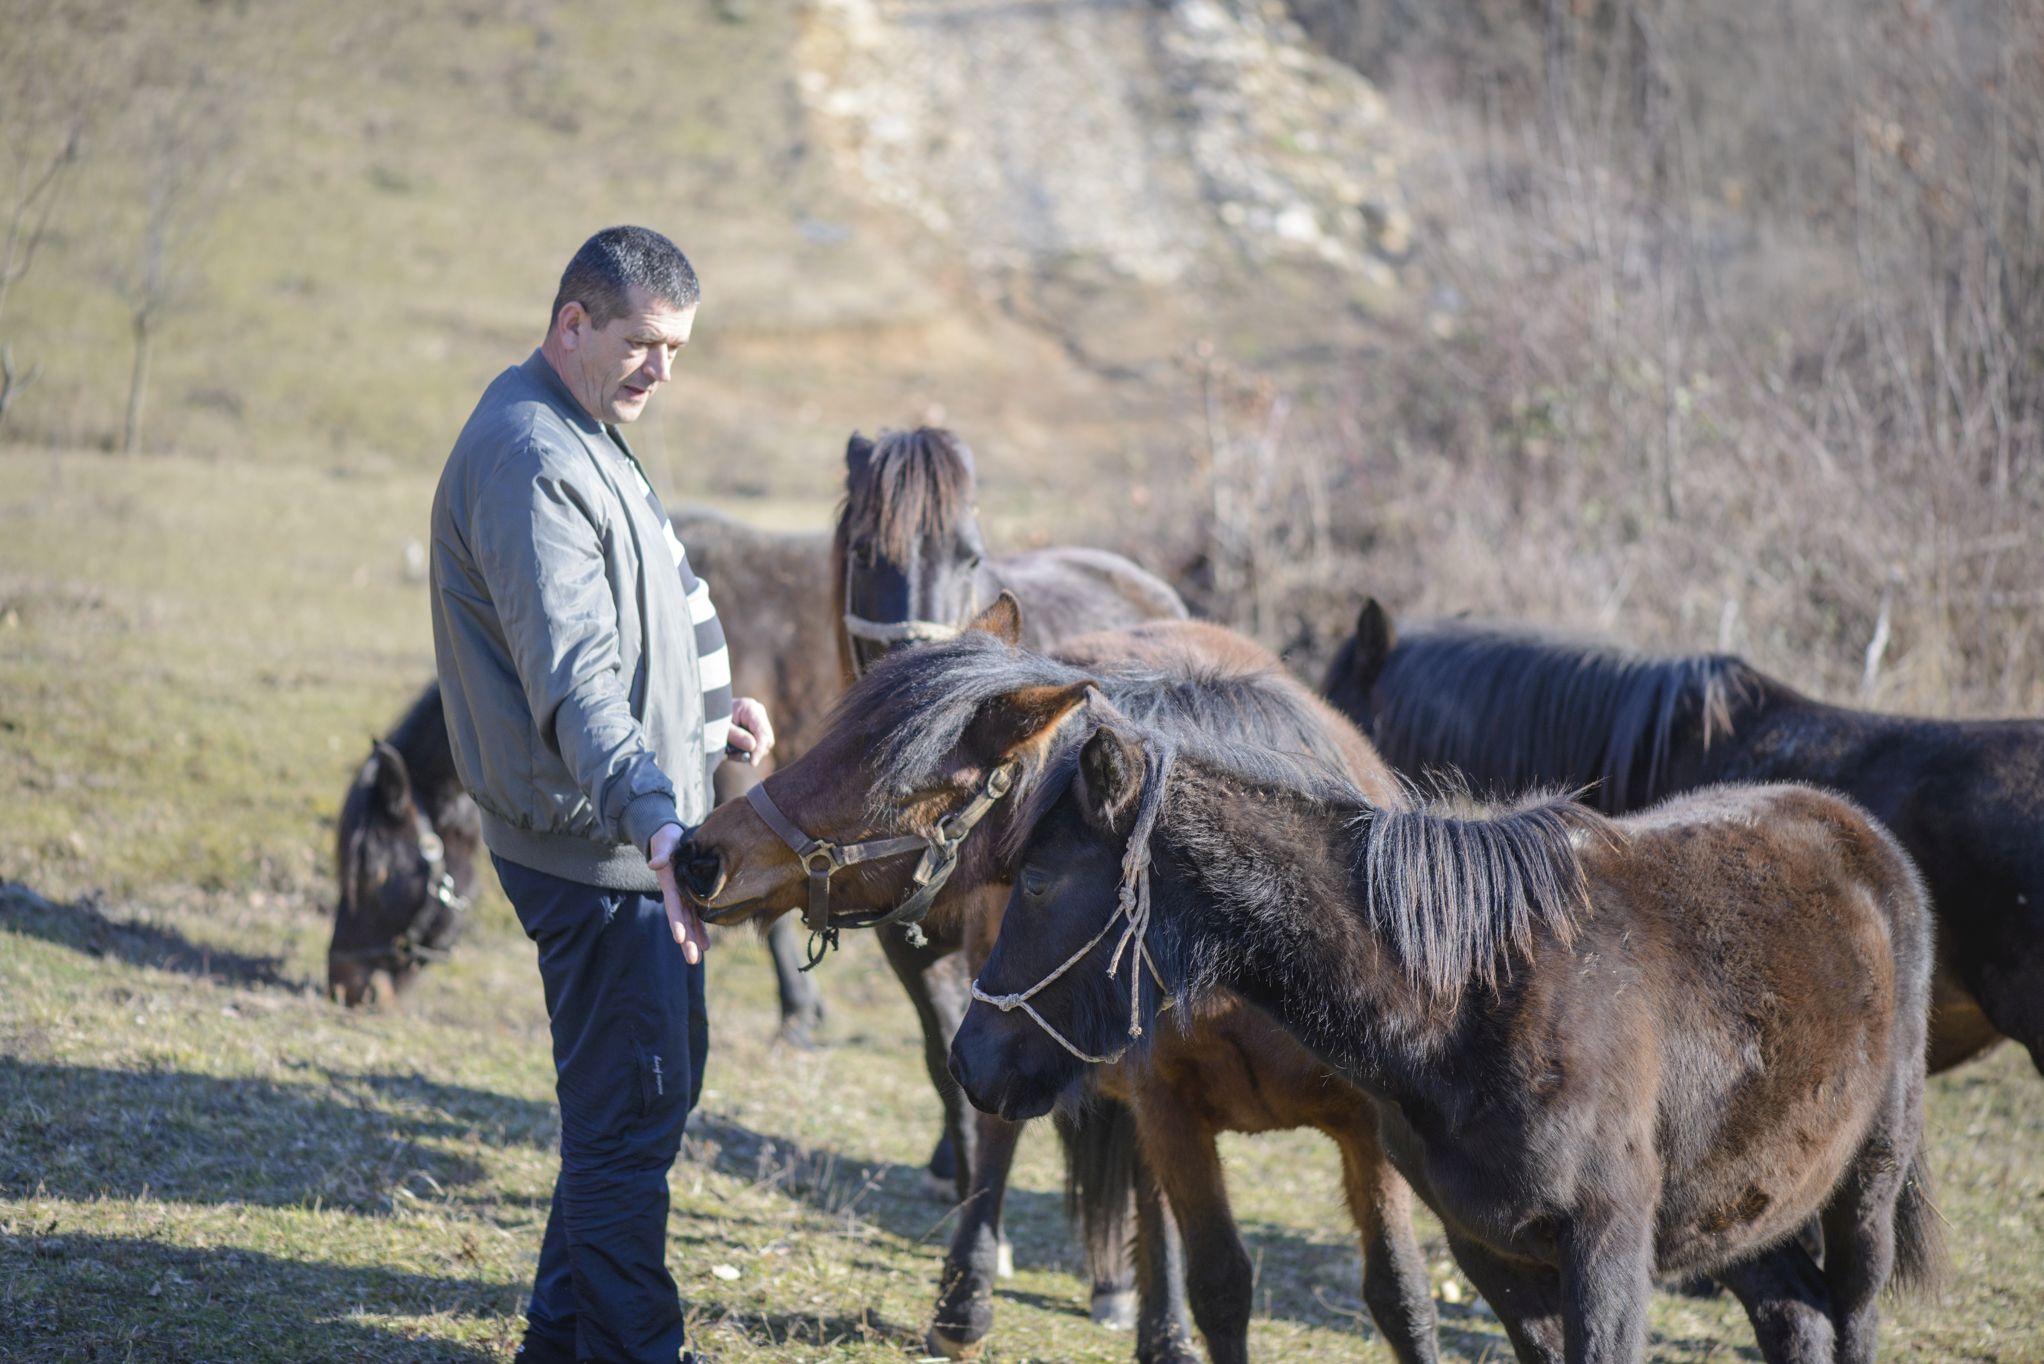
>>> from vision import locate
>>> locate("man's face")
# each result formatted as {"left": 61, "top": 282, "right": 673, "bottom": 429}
{"left": 556, "top": 285, "right": 696, "bottom": 425}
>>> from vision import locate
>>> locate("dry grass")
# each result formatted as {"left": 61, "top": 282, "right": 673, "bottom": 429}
{"left": 2, "top": 449, "right": 2041, "bottom": 1362}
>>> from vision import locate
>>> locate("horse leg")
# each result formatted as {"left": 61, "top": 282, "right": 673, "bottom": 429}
{"left": 1713, "top": 1242, "right": 1835, "bottom": 1364}
{"left": 878, "top": 925, "right": 974, "bottom": 1198}
{"left": 1055, "top": 1096, "right": 1139, "bottom": 1330}
{"left": 763, "top": 915, "right": 825, "bottom": 1048}
{"left": 1443, "top": 1234, "right": 1564, "bottom": 1364}
{"left": 1331, "top": 1124, "right": 1439, "bottom": 1364}
{"left": 1131, "top": 1091, "right": 1246, "bottom": 1364}
{"left": 1131, "top": 1146, "right": 1199, "bottom": 1364}
{"left": 1555, "top": 1209, "right": 1653, "bottom": 1363}
{"left": 1819, "top": 1133, "right": 1915, "bottom": 1364}
{"left": 926, "top": 1108, "right": 1024, "bottom": 1360}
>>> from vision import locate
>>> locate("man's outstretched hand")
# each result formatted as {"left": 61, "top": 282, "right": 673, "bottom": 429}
{"left": 647, "top": 822, "right": 707, "bottom": 965}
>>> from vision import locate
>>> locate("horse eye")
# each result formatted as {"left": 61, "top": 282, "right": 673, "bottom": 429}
{"left": 1020, "top": 868, "right": 1050, "bottom": 898}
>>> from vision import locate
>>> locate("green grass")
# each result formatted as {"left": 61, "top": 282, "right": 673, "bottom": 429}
{"left": 3, "top": 447, "right": 2042, "bottom": 1361}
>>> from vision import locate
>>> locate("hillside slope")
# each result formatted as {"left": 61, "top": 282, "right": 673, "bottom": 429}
{"left": 3, "top": 0, "right": 1409, "bottom": 501}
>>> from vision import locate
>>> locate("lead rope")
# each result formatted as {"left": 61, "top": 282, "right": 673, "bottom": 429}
{"left": 970, "top": 741, "right": 1174, "bottom": 1065}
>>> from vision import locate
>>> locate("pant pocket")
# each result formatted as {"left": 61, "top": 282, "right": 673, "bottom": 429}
{"left": 630, "top": 1019, "right": 687, "bottom": 1121}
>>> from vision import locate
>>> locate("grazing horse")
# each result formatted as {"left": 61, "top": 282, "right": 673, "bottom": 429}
{"left": 1324, "top": 598, "right": 2044, "bottom": 1075}
{"left": 955, "top": 711, "right": 1944, "bottom": 1364}
{"left": 680, "top": 603, "right": 1441, "bottom": 1364}
{"left": 328, "top": 683, "right": 480, "bottom": 1006}
{"left": 325, "top": 509, "right": 841, "bottom": 1040}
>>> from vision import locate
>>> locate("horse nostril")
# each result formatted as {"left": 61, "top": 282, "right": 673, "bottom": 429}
{"left": 678, "top": 843, "right": 726, "bottom": 903}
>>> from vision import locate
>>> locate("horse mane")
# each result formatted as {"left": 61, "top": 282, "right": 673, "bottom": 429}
{"left": 1373, "top": 619, "right": 1774, "bottom": 813}
{"left": 1359, "top": 794, "right": 1601, "bottom": 1001}
{"left": 827, "top": 627, "right": 1347, "bottom": 824}
{"left": 1073, "top": 715, "right": 1606, "bottom": 1007}
{"left": 836, "top": 426, "right": 978, "bottom": 563}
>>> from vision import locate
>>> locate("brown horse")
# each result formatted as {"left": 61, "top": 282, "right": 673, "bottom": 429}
{"left": 1324, "top": 598, "right": 2044, "bottom": 1075}
{"left": 680, "top": 603, "right": 1440, "bottom": 1364}
{"left": 955, "top": 708, "right": 1944, "bottom": 1364}
{"left": 326, "top": 508, "right": 843, "bottom": 1040}
{"left": 826, "top": 428, "right": 1195, "bottom": 1346}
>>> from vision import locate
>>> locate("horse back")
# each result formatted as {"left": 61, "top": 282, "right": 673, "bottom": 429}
{"left": 990, "top": 545, "right": 1186, "bottom": 648}
{"left": 1548, "top": 783, "right": 1931, "bottom": 1268}
{"left": 1056, "top": 619, "right": 1403, "bottom": 806}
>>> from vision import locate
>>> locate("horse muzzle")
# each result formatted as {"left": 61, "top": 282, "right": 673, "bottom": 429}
{"left": 675, "top": 841, "right": 730, "bottom": 909}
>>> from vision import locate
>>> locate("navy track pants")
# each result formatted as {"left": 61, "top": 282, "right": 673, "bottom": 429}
{"left": 495, "top": 853, "right": 708, "bottom": 1364}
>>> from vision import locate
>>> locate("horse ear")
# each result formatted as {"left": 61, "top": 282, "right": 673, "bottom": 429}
{"left": 845, "top": 431, "right": 874, "bottom": 476}
{"left": 978, "top": 678, "right": 1092, "bottom": 764}
{"left": 1350, "top": 598, "right": 1396, "bottom": 691}
{"left": 966, "top": 590, "right": 1023, "bottom": 645}
{"left": 1075, "top": 726, "right": 1146, "bottom": 833}
{"left": 366, "top": 739, "right": 414, "bottom": 821}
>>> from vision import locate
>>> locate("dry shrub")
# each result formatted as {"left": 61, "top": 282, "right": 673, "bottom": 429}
{"left": 1227, "top": 0, "right": 2044, "bottom": 714}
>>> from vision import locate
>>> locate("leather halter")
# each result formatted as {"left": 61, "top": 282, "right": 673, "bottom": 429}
{"left": 330, "top": 821, "right": 471, "bottom": 969}
{"left": 745, "top": 759, "right": 1020, "bottom": 955}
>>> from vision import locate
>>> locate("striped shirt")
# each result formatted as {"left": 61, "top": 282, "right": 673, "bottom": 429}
{"left": 617, "top": 447, "right": 734, "bottom": 784}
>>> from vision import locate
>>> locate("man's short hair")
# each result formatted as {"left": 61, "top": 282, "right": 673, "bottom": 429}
{"left": 549, "top": 226, "right": 699, "bottom": 331}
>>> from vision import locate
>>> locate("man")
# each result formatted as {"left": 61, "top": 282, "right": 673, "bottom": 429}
{"left": 430, "top": 225, "right": 771, "bottom": 1363}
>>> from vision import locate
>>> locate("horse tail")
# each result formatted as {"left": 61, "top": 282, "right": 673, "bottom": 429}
{"left": 1056, "top": 1093, "right": 1137, "bottom": 1299}
{"left": 1888, "top": 1149, "right": 1949, "bottom": 1300}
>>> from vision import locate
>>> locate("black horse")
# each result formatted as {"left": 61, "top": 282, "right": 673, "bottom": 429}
{"left": 1324, "top": 598, "right": 2044, "bottom": 1075}
{"left": 328, "top": 683, "right": 480, "bottom": 1005}
{"left": 325, "top": 509, "right": 840, "bottom": 1041}
{"left": 956, "top": 710, "right": 1943, "bottom": 1363}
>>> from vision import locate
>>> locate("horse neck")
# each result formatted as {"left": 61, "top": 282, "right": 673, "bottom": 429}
{"left": 1705, "top": 685, "right": 1916, "bottom": 789}
{"left": 1155, "top": 780, "right": 1430, "bottom": 1094}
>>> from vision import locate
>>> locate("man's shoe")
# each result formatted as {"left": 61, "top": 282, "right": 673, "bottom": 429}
{"left": 511, "top": 1333, "right": 578, "bottom": 1364}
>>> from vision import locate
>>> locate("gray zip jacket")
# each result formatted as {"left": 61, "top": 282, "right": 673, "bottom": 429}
{"left": 429, "top": 350, "right": 707, "bottom": 891}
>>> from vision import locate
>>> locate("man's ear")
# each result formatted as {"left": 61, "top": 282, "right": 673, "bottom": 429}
{"left": 845, "top": 432, "right": 875, "bottom": 479}
{"left": 1075, "top": 726, "right": 1147, "bottom": 834}
{"left": 966, "top": 590, "right": 1023, "bottom": 645}
{"left": 555, "top": 299, "right": 589, "bottom": 350}
{"left": 1350, "top": 597, "right": 1396, "bottom": 691}
{"left": 364, "top": 740, "right": 414, "bottom": 822}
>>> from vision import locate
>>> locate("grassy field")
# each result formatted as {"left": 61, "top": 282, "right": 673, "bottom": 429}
{"left": 3, "top": 448, "right": 2042, "bottom": 1363}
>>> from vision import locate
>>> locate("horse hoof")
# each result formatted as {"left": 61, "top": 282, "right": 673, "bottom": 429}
{"left": 995, "top": 1239, "right": 1014, "bottom": 1280}
{"left": 923, "top": 1326, "right": 984, "bottom": 1360}
{"left": 1089, "top": 1288, "right": 1137, "bottom": 1331}
{"left": 774, "top": 1018, "right": 820, "bottom": 1051}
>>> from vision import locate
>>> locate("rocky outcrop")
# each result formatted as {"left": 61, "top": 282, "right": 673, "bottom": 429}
{"left": 794, "top": 0, "right": 1410, "bottom": 292}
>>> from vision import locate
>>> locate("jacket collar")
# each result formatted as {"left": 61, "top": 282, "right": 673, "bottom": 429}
{"left": 522, "top": 349, "right": 604, "bottom": 437}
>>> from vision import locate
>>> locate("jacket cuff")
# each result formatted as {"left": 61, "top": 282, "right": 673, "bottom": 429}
{"left": 622, "top": 792, "right": 684, "bottom": 856}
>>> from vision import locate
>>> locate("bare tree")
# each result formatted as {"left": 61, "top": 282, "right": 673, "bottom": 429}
{"left": 0, "top": 0, "right": 111, "bottom": 431}
{"left": 116, "top": 66, "right": 242, "bottom": 455}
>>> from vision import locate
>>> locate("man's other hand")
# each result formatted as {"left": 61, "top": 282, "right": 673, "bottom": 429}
{"left": 727, "top": 697, "right": 777, "bottom": 766}
{"left": 647, "top": 822, "right": 707, "bottom": 965}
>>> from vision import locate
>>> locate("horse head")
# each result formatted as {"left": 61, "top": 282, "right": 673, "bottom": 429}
{"left": 679, "top": 593, "right": 1091, "bottom": 933}
{"left": 951, "top": 720, "right": 1175, "bottom": 1120}
{"left": 836, "top": 427, "right": 991, "bottom": 678}
{"left": 327, "top": 738, "right": 471, "bottom": 1006}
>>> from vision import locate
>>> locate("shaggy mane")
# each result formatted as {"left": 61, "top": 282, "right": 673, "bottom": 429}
{"left": 1370, "top": 619, "right": 1773, "bottom": 813}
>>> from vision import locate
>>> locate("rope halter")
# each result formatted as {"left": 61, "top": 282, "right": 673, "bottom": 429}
{"left": 970, "top": 739, "right": 1176, "bottom": 1066}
